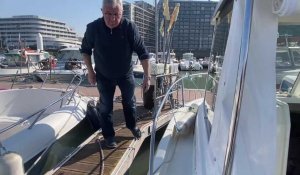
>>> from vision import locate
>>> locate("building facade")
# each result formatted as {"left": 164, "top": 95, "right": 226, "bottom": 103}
{"left": 159, "top": 0, "right": 217, "bottom": 58}
{"left": 0, "top": 15, "right": 81, "bottom": 50}
{"left": 123, "top": 1, "right": 156, "bottom": 52}
{"left": 211, "top": 15, "right": 230, "bottom": 57}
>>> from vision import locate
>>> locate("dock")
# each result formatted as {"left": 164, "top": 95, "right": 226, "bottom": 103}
{"left": 50, "top": 88, "right": 213, "bottom": 175}
{"left": 51, "top": 101, "right": 172, "bottom": 175}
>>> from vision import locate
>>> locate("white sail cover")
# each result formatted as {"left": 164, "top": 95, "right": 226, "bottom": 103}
{"left": 202, "top": 0, "right": 278, "bottom": 174}
{"left": 273, "top": 0, "right": 300, "bottom": 16}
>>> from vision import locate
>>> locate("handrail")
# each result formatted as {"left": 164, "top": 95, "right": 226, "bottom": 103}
{"left": 0, "top": 73, "right": 83, "bottom": 135}
{"left": 11, "top": 70, "right": 19, "bottom": 89}
{"left": 29, "top": 74, "right": 82, "bottom": 129}
{"left": 148, "top": 72, "right": 206, "bottom": 175}
{"left": 25, "top": 96, "right": 83, "bottom": 174}
{"left": 40, "top": 73, "right": 49, "bottom": 88}
{"left": 10, "top": 70, "right": 48, "bottom": 90}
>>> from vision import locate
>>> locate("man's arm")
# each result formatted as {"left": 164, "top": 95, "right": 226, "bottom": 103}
{"left": 141, "top": 59, "right": 150, "bottom": 78}
{"left": 81, "top": 23, "right": 96, "bottom": 85}
{"left": 141, "top": 59, "right": 150, "bottom": 91}
{"left": 83, "top": 53, "right": 96, "bottom": 85}
{"left": 129, "top": 22, "right": 151, "bottom": 91}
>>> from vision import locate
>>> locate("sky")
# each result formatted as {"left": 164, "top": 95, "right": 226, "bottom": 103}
{"left": 0, "top": 0, "right": 218, "bottom": 37}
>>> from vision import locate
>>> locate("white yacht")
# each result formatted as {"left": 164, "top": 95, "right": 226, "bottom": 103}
{"left": 132, "top": 52, "right": 178, "bottom": 79}
{"left": 34, "top": 47, "right": 88, "bottom": 82}
{"left": 178, "top": 52, "right": 202, "bottom": 71}
{"left": 149, "top": 0, "right": 300, "bottom": 175}
{"left": 156, "top": 52, "right": 177, "bottom": 64}
{"left": 0, "top": 49, "right": 49, "bottom": 77}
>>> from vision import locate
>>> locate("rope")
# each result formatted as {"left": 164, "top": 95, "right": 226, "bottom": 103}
{"left": 96, "top": 139, "right": 104, "bottom": 175}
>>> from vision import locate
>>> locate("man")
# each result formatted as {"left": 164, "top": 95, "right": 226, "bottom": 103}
{"left": 81, "top": 0, "right": 151, "bottom": 148}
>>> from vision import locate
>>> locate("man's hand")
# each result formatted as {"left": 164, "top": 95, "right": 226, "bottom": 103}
{"left": 88, "top": 71, "right": 96, "bottom": 85}
{"left": 143, "top": 76, "right": 150, "bottom": 92}
{"left": 82, "top": 54, "right": 96, "bottom": 85}
{"left": 140, "top": 59, "right": 150, "bottom": 92}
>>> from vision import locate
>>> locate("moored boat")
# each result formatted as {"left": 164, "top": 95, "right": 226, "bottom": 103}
{"left": 34, "top": 47, "right": 88, "bottom": 82}
{"left": 0, "top": 49, "right": 50, "bottom": 77}
{"left": 0, "top": 76, "right": 94, "bottom": 174}
{"left": 149, "top": 0, "right": 300, "bottom": 174}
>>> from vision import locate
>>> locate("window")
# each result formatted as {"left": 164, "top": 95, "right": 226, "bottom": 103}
{"left": 276, "top": 49, "right": 291, "bottom": 67}
{"left": 291, "top": 49, "right": 300, "bottom": 66}
{"left": 280, "top": 79, "right": 294, "bottom": 92}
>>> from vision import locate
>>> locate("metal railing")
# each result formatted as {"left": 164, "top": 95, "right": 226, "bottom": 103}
{"left": 0, "top": 73, "right": 83, "bottom": 135}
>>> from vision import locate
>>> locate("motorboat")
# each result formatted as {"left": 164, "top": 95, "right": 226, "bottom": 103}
{"left": 0, "top": 34, "right": 52, "bottom": 77}
{"left": 0, "top": 49, "right": 50, "bottom": 77}
{"left": 156, "top": 52, "right": 177, "bottom": 64}
{"left": 199, "top": 57, "right": 210, "bottom": 68}
{"left": 148, "top": 0, "right": 300, "bottom": 174}
{"left": 34, "top": 47, "right": 88, "bottom": 82}
{"left": 178, "top": 52, "right": 202, "bottom": 71}
{"left": 132, "top": 53, "right": 156, "bottom": 79}
{"left": 0, "top": 77, "right": 93, "bottom": 174}
{"left": 132, "top": 52, "right": 178, "bottom": 80}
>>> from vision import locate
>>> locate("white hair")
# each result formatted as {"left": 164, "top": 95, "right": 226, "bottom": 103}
{"left": 102, "top": 0, "right": 123, "bottom": 8}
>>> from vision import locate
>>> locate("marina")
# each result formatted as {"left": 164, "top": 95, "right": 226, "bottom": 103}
{"left": 0, "top": 72, "right": 214, "bottom": 175}
{"left": 1, "top": 0, "right": 300, "bottom": 174}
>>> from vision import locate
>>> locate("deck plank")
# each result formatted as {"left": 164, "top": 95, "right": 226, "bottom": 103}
{"left": 52, "top": 91, "right": 209, "bottom": 175}
{"left": 53, "top": 101, "right": 154, "bottom": 175}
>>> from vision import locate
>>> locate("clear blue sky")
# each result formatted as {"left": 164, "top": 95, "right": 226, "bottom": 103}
{"left": 0, "top": 0, "right": 218, "bottom": 37}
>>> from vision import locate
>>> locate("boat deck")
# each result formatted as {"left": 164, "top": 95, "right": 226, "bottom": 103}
{"left": 50, "top": 89, "right": 212, "bottom": 175}
{"left": 0, "top": 75, "right": 214, "bottom": 175}
{"left": 52, "top": 102, "right": 168, "bottom": 175}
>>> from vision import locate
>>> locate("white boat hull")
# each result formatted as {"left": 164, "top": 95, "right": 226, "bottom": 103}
{"left": 34, "top": 69, "right": 86, "bottom": 82}
{"left": 0, "top": 67, "right": 37, "bottom": 77}
{"left": 0, "top": 88, "right": 88, "bottom": 163}
{"left": 179, "top": 62, "right": 202, "bottom": 71}
{"left": 152, "top": 99, "right": 202, "bottom": 175}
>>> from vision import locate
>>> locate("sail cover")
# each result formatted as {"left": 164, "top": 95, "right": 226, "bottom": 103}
{"left": 204, "top": 0, "right": 278, "bottom": 174}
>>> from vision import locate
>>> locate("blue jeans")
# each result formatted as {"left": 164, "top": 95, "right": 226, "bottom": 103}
{"left": 96, "top": 73, "right": 136, "bottom": 139}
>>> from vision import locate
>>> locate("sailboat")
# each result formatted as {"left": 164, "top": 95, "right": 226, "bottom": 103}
{"left": 148, "top": 0, "right": 300, "bottom": 174}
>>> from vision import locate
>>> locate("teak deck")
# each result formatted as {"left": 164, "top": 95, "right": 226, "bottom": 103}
{"left": 53, "top": 102, "right": 172, "bottom": 175}
{"left": 52, "top": 91, "right": 212, "bottom": 175}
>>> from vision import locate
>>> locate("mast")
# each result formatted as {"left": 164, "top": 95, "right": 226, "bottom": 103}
{"left": 155, "top": 0, "right": 159, "bottom": 58}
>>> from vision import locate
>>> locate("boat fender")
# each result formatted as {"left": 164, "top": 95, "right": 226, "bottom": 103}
{"left": 143, "top": 85, "right": 155, "bottom": 110}
{"left": 173, "top": 114, "right": 196, "bottom": 136}
{"left": 86, "top": 100, "right": 102, "bottom": 131}
{"left": 0, "top": 152, "right": 24, "bottom": 175}
{"left": 189, "top": 103, "right": 199, "bottom": 113}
